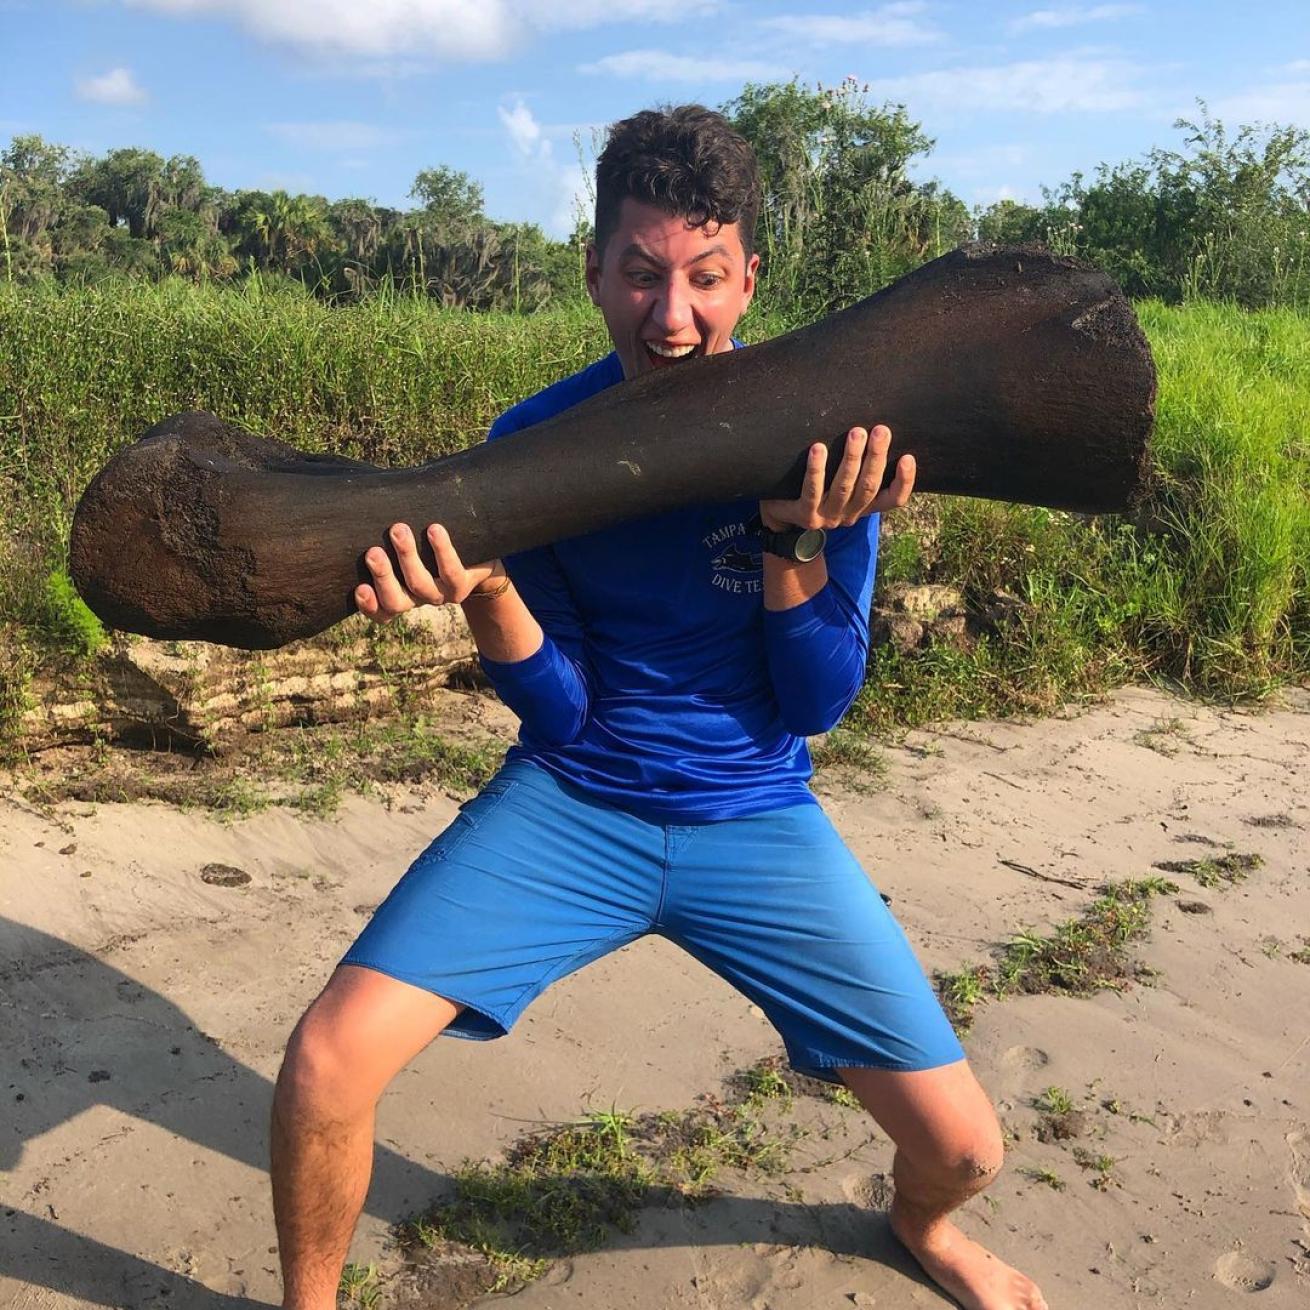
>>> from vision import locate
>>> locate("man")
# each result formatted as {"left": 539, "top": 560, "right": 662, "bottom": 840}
{"left": 271, "top": 105, "right": 1047, "bottom": 1310}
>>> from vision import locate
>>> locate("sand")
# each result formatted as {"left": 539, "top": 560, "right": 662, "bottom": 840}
{"left": 2, "top": 684, "right": 1308, "bottom": 1309}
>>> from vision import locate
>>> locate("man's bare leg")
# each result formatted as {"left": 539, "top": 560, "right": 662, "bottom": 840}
{"left": 271, "top": 965, "right": 462, "bottom": 1310}
{"left": 841, "top": 1060, "right": 1048, "bottom": 1310}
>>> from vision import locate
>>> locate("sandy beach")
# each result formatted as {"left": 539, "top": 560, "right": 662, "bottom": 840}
{"left": 3, "top": 683, "right": 1308, "bottom": 1309}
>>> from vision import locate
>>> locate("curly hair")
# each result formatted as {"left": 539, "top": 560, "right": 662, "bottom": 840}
{"left": 594, "top": 104, "right": 761, "bottom": 259}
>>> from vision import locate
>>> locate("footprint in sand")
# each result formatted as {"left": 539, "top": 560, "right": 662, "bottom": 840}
{"left": 999, "top": 1045, "right": 1050, "bottom": 1073}
{"left": 1288, "top": 1129, "right": 1310, "bottom": 1226}
{"left": 843, "top": 1171, "right": 894, "bottom": 1210}
{"left": 1213, "top": 1251, "right": 1276, "bottom": 1293}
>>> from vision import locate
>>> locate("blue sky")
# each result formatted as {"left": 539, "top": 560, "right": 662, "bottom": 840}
{"left": 3, "top": 1, "right": 1308, "bottom": 237}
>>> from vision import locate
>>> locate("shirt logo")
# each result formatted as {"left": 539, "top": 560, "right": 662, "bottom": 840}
{"left": 702, "top": 520, "right": 763, "bottom": 595}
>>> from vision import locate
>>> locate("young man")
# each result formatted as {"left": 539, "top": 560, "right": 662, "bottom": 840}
{"left": 271, "top": 106, "right": 1047, "bottom": 1310}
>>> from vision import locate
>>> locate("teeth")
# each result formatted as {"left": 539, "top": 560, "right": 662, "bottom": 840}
{"left": 646, "top": 342, "right": 696, "bottom": 358}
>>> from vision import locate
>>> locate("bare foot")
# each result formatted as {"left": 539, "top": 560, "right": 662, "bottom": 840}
{"left": 890, "top": 1199, "right": 1048, "bottom": 1309}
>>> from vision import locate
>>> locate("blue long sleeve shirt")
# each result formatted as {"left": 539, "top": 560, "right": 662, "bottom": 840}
{"left": 479, "top": 349, "right": 880, "bottom": 822}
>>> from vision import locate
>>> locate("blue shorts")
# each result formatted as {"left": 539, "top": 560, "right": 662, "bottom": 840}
{"left": 342, "top": 760, "right": 963, "bottom": 1083}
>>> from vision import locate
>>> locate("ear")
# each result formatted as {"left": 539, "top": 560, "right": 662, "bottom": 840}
{"left": 584, "top": 241, "right": 602, "bottom": 305}
{"left": 742, "top": 251, "right": 760, "bottom": 308}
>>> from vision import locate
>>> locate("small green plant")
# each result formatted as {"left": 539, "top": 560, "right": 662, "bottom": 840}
{"left": 1036, "top": 1086, "right": 1075, "bottom": 1116}
{"left": 1020, "top": 1166, "right": 1066, "bottom": 1192}
{"left": 1072, "top": 1147, "right": 1119, "bottom": 1190}
{"left": 936, "top": 964, "right": 990, "bottom": 1032}
{"left": 809, "top": 728, "right": 888, "bottom": 792}
{"left": 737, "top": 1064, "right": 793, "bottom": 1107}
{"left": 1153, "top": 853, "right": 1262, "bottom": 889}
{"left": 1132, "top": 717, "right": 1190, "bottom": 756}
{"left": 827, "top": 1085, "right": 861, "bottom": 1109}
{"left": 338, "top": 1262, "right": 383, "bottom": 1309}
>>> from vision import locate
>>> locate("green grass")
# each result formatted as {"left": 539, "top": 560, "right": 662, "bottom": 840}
{"left": 1035, "top": 1086, "right": 1075, "bottom": 1116}
{"left": 17, "top": 711, "right": 506, "bottom": 817}
{"left": 1152, "top": 851, "right": 1262, "bottom": 888}
{"left": 2, "top": 283, "right": 1308, "bottom": 755}
{"left": 338, "top": 1262, "right": 383, "bottom": 1309}
{"left": 936, "top": 876, "right": 1181, "bottom": 1032}
{"left": 1020, "top": 1166, "right": 1066, "bottom": 1192}
{"left": 398, "top": 1059, "right": 812, "bottom": 1295}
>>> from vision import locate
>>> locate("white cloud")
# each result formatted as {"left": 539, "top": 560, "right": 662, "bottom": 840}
{"left": 75, "top": 67, "right": 148, "bottom": 106}
{"left": 763, "top": 3, "right": 941, "bottom": 47}
{"left": 529, "top": 0, "right": 706, "bottom": 28}
{"left": 1210, "top": 78, "right": 1310, "bottom": 128}
{"left": 1010, "top": 4, "right": 1143, "bottom": 33}
{"left": 579, "top": 49, "right": 792, "bottom": 83}
{"left": 265, "top": 121, "right": 393, "bottom": 151}
{"left": 127, "top": 0, "right": 512, "bottom": 60}
{"left": 122, "top": 0, "right": 704, "bottom": 63}
{"left": 1284, "top": 59, "right": 1310, "bottom": 74}
{"left": 877, "top": 57, "right": 1149, "bottom": 113}
{"left": 497, "top": 98, "right": 590, "bottom": 238}
{"left": 498, "top": 100, "right": 542, "bottom": 157}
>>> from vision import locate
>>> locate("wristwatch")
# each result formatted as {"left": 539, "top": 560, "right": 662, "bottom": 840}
{"left": 748, "top": 513, "right": 827, "bottom": 563}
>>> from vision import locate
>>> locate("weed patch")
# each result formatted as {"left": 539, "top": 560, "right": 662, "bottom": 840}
{"left": 15, "top": 714, "right": 506, "bottom": 818}
{"left": 1152, "top": 852, "right": 1263, "bottom": 888}
{"left": 935, "top": 877, "right": 1180, "bottom": 1033}
{"left": 1020, "top": 1166, "right": 1066, "bottom": 1192}
{"left": 394, "top": 1058, "right": 833, "bottom": 1301}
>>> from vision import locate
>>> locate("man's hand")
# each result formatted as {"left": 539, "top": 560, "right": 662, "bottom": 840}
{"left": 355, "top": 522, "right": 503, "bottom": 622}
{"left": 759, "top": 425, "right": 915, "bottom": 532}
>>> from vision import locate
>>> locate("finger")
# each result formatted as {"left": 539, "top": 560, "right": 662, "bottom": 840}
{"left": 822, "top": 427, "right": 867, "bottom": 519}
{"left": 871, "top": 453, "right": 916, "bottom": 513}
{"left": 800, "top": 443, "right": 827, "bottom": 521}
{"left": 426, "top": 524, "right": 467, "bottom": 601}
{"left": 354, "top": 582, "right": 385, "bottom": 622}
{"left": 365, "top": 541, "right": 418, "bottom": 615}
{"left": 845, "top": 424, "right": 892, "bottom": 522}
{"left": 389, "top": 523, "right": 442, "bottom": 603}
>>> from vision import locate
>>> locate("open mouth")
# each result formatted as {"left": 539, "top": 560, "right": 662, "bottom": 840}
{"left": 643, "top": 341, "right": 701, "bottom": 368}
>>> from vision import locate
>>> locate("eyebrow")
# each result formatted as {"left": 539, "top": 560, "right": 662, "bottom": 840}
{"left": 619, "top": 242, "right": 734, "bottom": 266}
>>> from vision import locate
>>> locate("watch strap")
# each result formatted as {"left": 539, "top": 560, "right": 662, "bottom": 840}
{"left": 748, "top": 513, "right": 827, "bottom": 562}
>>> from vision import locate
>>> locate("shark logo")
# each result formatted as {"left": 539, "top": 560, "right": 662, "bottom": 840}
{"left": 703, "top": 519, "right": 763, "bottom": 595}
{"left": 712, "top": 545, "right": 760, "bottom": 574}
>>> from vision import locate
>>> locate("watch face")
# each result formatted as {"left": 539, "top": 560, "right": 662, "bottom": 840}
{"left": 794, "top": 528, "right": 827, "bottom": 562}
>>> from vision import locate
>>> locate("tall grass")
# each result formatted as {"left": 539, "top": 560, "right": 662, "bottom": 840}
{"left": 1, "top": 279, "right": 1306, "bottom": 747}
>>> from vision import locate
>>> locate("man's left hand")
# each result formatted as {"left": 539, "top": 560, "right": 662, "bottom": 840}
{"left": 759, "top": 425, "right": 915, "bottom": 532}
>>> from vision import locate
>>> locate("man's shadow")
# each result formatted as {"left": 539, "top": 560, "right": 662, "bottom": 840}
{"left": 2, "top": 918, "right": 935, "bottom": 1307}
{"left": 2, "top": 917, "right": 448, "bottom": 1307}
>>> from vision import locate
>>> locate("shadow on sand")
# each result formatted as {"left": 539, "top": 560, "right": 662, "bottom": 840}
{"left": 2, "top": 917, "right": 935, "bottom": 1308}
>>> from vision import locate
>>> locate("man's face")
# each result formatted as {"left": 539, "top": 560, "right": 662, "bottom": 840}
{"left": 585, "top": 197, "right": 760, "bottom": 381}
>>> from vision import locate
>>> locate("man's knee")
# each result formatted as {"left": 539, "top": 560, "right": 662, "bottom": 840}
{"left": 910, "top": 1115, "right": 1006, "bottom": 1195}
{"left": 275, "top": 1005, "right": 381, "bottom": 1125}
{"left": 273, "top": 965, "right": 461, "bottom": 1126}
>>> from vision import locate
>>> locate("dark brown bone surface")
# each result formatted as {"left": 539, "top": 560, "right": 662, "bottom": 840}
{"left": 71, "top": 244, "right": 1155, "bottom": 649}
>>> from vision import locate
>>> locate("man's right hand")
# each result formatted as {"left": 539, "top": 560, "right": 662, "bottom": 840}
{"left": 355, "top": 522, "right": 504, "bottom": 622}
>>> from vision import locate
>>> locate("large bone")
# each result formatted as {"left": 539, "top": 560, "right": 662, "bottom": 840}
{"left": 70, "top": 244, "right": 1155, "bottom": 650}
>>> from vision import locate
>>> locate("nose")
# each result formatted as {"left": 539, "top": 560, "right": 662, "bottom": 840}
{"left": 651, "top": 276, "right": 694, "bottom": 334}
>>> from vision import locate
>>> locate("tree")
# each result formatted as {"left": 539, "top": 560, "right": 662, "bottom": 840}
{"left": 70, "top": 148, "right": 167, "bottom": 239}
{"left": 409, "top": 165, "right": 485, "bottom": 233}
{"left": 1042, "top": 105, "right": 1310, "bottom": 305}
{"left": 724, "top": 78, "right": 955, "bottom": 316}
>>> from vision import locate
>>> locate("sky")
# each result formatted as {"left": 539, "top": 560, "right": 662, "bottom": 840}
{"left": 2, "top": 1, "right": 1308, "bottom": 238}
